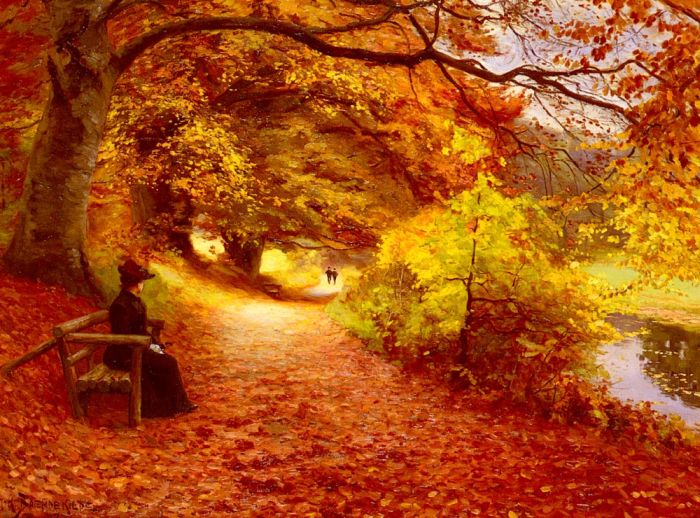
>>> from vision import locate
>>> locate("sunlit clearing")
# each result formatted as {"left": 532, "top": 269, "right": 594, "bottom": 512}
{"left": 259, "top": 249, "right": 290, "bottom": 274}
{"left": 190, "top": 230, "right": 225, "bottom": 260}
{"left": 260, "top": 248, "right": 319, "bottom": 288}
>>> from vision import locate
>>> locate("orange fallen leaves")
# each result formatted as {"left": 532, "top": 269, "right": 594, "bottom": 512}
{"left": 2, "top": 269, "right": 700, "bottom": 515}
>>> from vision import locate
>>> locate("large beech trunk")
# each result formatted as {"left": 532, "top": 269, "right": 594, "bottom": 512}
{"left": 222, "top": 234, "right": 266, "bottom": 279}
{"left": 3, "top": 3, "right": 118, "bottom": 295}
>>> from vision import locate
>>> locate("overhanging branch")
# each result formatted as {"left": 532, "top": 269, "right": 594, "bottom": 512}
{"left": 660, "top": 0, "right": 700, "bottom": 24}
{"left": 116, "top": 15, "right": 638, "bottom": 122}
{"left": 116, "top": 16, "right": 429, "bottom": 71}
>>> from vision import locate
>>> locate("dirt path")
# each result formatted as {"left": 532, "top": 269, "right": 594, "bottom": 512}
{"left": 134, "top": 285, "right": 700, "bottom": 517}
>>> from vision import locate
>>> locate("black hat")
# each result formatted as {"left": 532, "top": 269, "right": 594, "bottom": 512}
{"left": 118, "top": 259, "right": 155, "bottom": 284}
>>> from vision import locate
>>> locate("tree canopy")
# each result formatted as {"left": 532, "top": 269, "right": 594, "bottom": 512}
{"left": 0, "top": 0, "right": 697, "bottom": 292}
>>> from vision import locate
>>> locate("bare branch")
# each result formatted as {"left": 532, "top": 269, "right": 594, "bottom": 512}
{"left": 441, "top": 3, "right": 502, "bottom": 24}
{"left": 309, "top": 0, "right": 436, "bottom": 34}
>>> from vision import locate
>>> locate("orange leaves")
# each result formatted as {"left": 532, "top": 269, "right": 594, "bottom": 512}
{"left": 109, "top": 476, "right": 128, "bottom": 490}
{"left": 3, "top": 262, "right": 700, "bottom": 515}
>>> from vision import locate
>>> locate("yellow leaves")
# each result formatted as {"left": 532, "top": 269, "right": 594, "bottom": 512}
{"left": 339, "top": 167, "right": 616, "bottom": 378}
{"left": 442, "top": 120, "right": 493, "bottom": 166}
{"left": 172, "top": 177, "right": 192, "bottom": 191}
{"left": 539, "top": 485, "right": 553, "bottom": 493}
{"left": 283, "top": 55, "right": 395, "bottom": 118}
{"left": 110, "top": 476, "right": 128, "bottom": 489}
{"left": 508, "top": 511, "right": 519, "bottom": 518}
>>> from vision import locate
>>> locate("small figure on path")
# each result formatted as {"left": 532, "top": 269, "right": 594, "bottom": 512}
{"left": 325, "top": 266, "right": 333, "bottom": 284}
{"left": 331, "top": 268, "right": 338, "bottom": 285}
{"left": 104, "top": 259, "right": 197, "bottom": 417}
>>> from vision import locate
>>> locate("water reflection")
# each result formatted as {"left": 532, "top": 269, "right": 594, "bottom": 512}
{"left": 639, "top": 322, "right": 700, "bottom": 407}
{"left": 600, "top": 315, "right": 700, "bottom": 426}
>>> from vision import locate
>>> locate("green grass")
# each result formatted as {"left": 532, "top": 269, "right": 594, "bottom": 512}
{"left": 586, "top": 261, "right": 700, "bottom": 326}
{"left": 325, "top": 293, "right": 382, "bottom": 349}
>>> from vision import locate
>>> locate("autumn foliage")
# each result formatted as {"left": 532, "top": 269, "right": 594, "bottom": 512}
{"left": 328, "top": 174, "right": 690, "bottom": 444}
{"left": 1, "top": 0, "right": 700, "bottom": 514}
{"left": 3, "top": 264, "right": 700, "bottom": 516}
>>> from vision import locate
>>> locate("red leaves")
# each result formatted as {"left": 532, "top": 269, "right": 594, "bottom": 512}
{"left": 239, "top": 475, "right": 284, "bottom": 494}
{"left": 222, "top": 416, "right": 252, "bottom": 428}
{"left": 194, "top": 425, "right": 214, "bottom": 439}
{"left": 2, "top": 267, "right": 700, "bottom": 515}
{"left": 221, "top": 455, "right": 245, "bottom": 471}
{"left": 233, "top": 439, "right": 255, "bottom": 451}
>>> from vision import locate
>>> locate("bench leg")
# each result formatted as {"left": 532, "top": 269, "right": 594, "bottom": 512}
{"left": 128, "top": 392, "right": 141, "bottom": 427}
{"left": 57, "top": 340, "right": 84, "bottom": 420}
{"left": 78, "top": 392, "right": 90, "bottom": 417}
{"left": 128, "top": 349, "right": 143, "bottom": 427}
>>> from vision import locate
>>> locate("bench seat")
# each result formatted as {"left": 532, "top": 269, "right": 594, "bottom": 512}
{"left": 76, "top": 363, "right": 132, "bottom": 393}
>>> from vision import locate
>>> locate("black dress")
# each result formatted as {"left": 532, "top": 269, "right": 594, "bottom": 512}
{"left": 104, "top": 290, "right": 192, "bottom": 417}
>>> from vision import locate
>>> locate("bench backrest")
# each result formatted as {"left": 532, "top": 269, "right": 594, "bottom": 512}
{"left": 53, "top": 311, "right": 151, "bottom": 369}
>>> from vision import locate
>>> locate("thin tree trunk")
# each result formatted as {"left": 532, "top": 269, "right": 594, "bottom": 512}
{"left": 130, "top": 183, "right": 158, "bottom": 228}
{"left": 130, "top": 182, "right": 195, "bottom": 258}
{"left": 222, "top": 233, "right": 266, "bottom": 279}
{"left": 458, "top": 200, "right": 481, "bottom": 365}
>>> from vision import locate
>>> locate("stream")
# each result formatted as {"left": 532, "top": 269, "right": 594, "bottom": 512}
{"left": 600, "top": 315, "right": 700, "bottom": 427}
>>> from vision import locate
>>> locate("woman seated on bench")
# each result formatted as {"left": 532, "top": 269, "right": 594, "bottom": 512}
{"left": 103, "top": 259, "right": 197, "bottom": 417}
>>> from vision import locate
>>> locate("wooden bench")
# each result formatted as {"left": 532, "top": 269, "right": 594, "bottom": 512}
{"left": 52, "top": 311, "right": 164, "bottom": 427}
{"left": 262, "top": 283, "right": 282, "bottom": 299}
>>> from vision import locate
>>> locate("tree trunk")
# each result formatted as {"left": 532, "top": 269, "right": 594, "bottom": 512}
{"left": 222, "top": 234, "right": 266, "bottom": 279}
{"left": 130, "top": 182, "right": 195, "bottom": 258}
{"left": 3, "top": 4, "right": 118, "bottom": 295}
{"left": 129, "top": 184, "right": 158, "bottom": 229}
{"left": 457, "top": 326, "right": 469, "bottom": 365}
{"left": 0, "top": 155, "right": 8, "bottom": 212}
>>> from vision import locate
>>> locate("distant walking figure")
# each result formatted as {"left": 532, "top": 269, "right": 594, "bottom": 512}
{"left": 331, "top": 268, "right": 338, "bottom": 285}
{"left": 325, "top": 266, "right": 333, "bottom": 284}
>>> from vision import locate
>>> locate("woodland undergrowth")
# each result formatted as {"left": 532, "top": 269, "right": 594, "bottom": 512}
{"left": 328, "top": 176, "right": 696, "bottom": 450}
